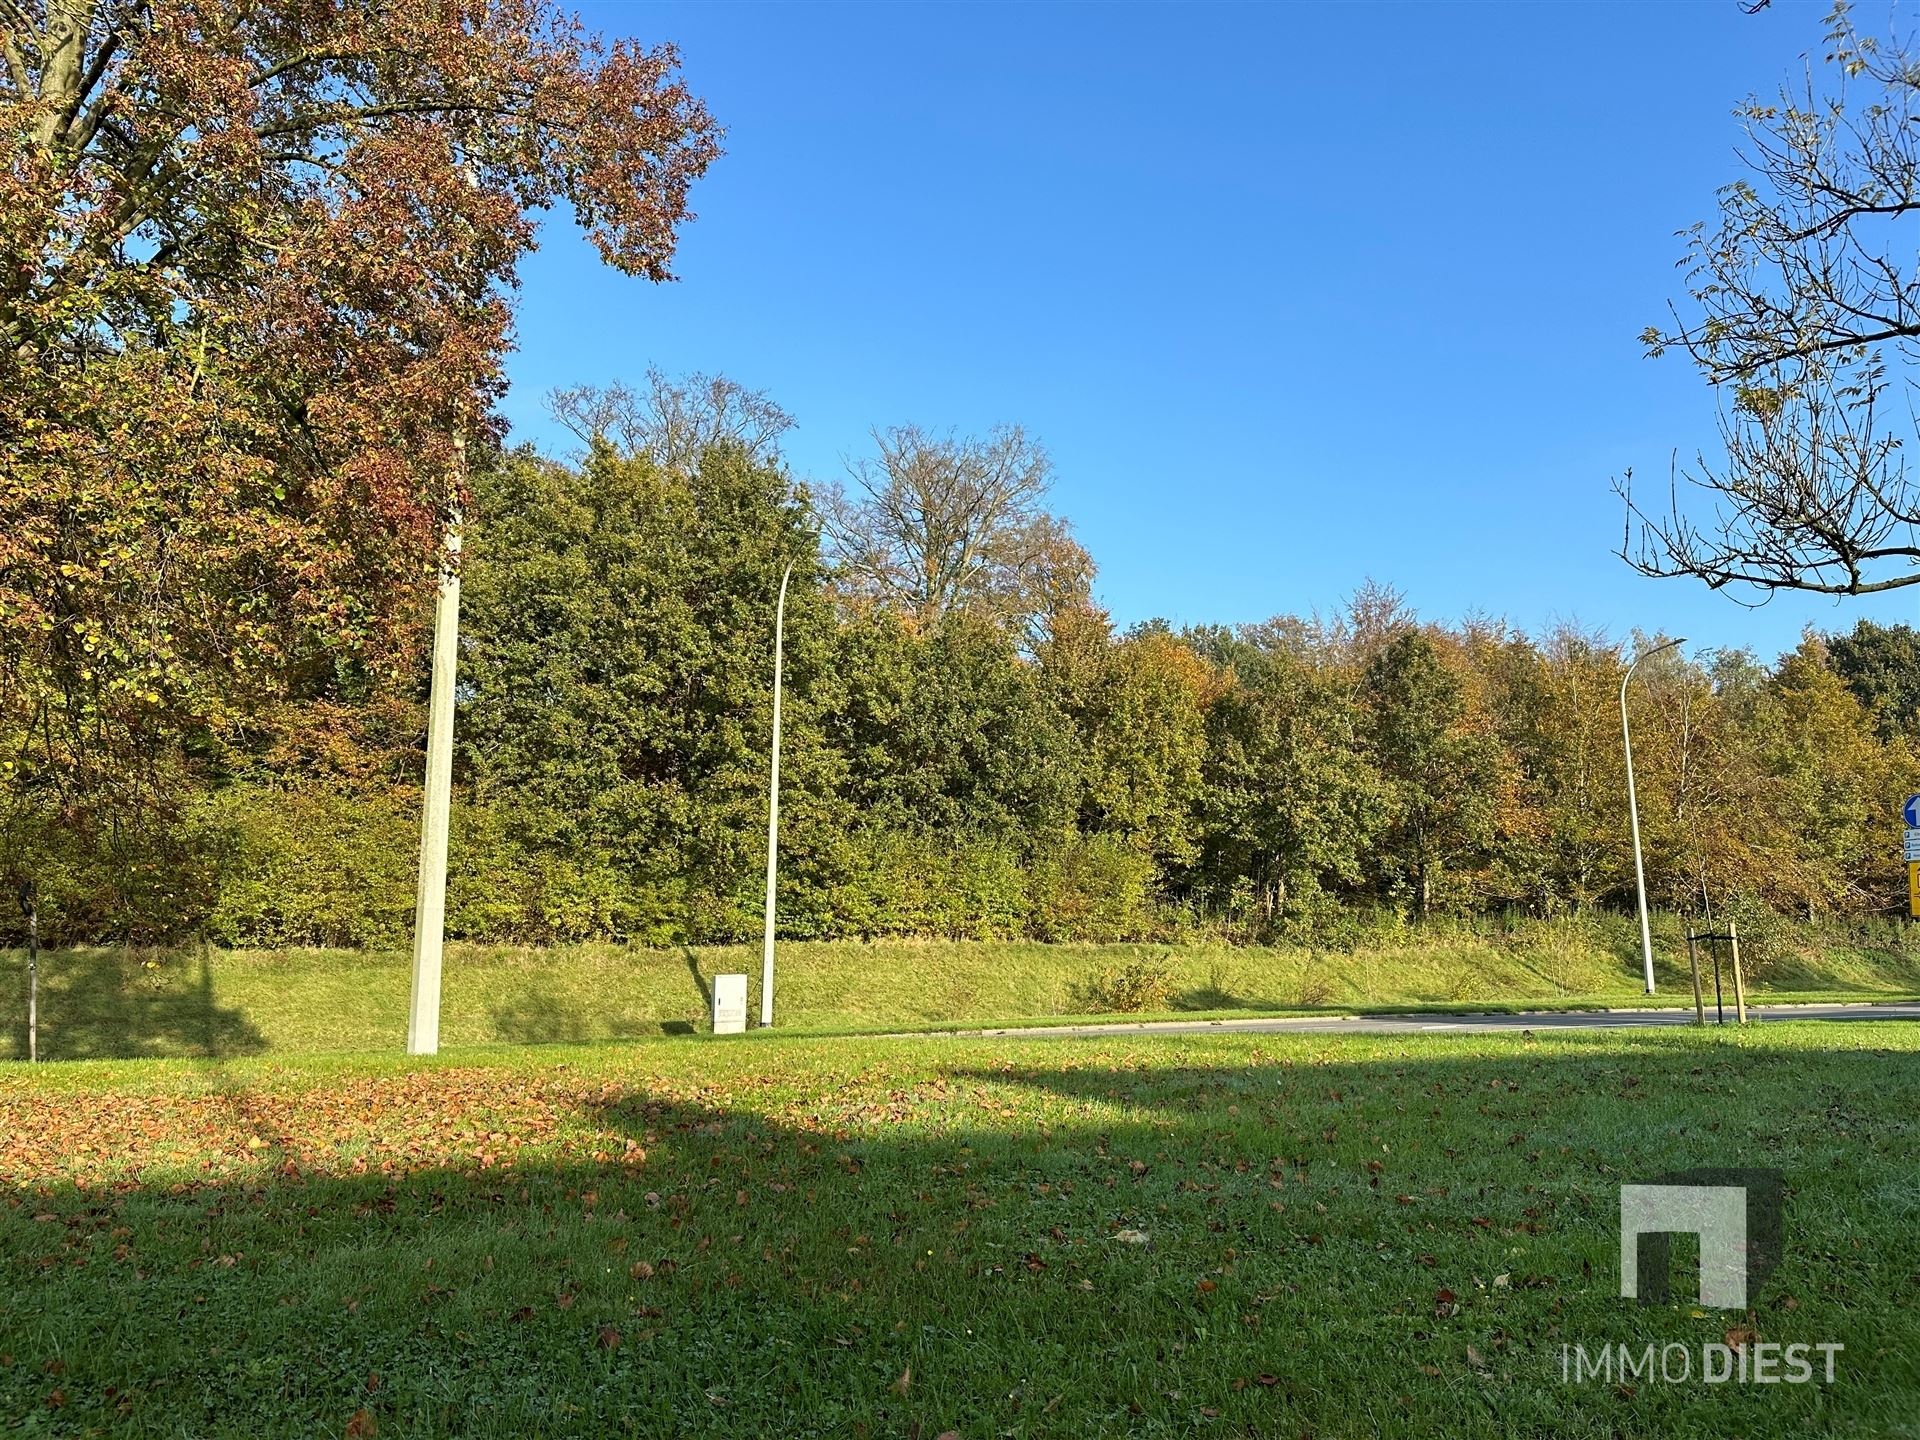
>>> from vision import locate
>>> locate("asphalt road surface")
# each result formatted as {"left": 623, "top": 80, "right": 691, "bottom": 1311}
{"left": 914, "top": 1001, "right": 1920, "bottom": 1041}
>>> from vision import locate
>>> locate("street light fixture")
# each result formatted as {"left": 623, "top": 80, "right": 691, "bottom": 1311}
{"left": 1621, "top": 636, "right": 1685, "bottom": 996}
{"left": 760, "top": 561, "right": 793, "bottom": 1028}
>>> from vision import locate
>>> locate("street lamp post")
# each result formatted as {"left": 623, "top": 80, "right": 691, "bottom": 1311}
{"left": 760, "top": 561, "right": 793, "bottom": 1028}
{"left": 1621, "top": 636, "right": 1684, "bottom": 996}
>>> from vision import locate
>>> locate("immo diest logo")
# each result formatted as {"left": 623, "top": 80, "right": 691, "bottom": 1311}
{"left": 1561, "top": 1169, "right": 1843, "bottom": 1387}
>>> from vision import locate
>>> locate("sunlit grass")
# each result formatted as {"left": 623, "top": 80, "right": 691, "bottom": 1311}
{"left": 3, "top": 1022, "right": 1917, "bottom": 1435}
{"left": 7, "top": 916, "right": 1920, "bottom": 1061}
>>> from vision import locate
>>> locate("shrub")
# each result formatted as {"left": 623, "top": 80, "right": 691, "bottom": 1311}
{"left": 1072, "top": 951, "right": 1175, "bottom": 1013}
{"left": 1026, "top": 835, "right": 1158, "bottom": 943}
{"left": 199, "top": 784, "right": 414, "bottom": 948}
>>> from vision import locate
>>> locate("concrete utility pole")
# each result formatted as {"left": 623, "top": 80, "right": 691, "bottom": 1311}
{"left": 408, "top": 438, "right": 465, "bottom": 1057}
{"left": 760, "top": 561, "right": 793, "bottom": 1028}
{"left": 19, "top": 881, "right": 36, "bottom": 1063}
{"left": 1621, "top": 636, "right": 1684, "bottom": 996}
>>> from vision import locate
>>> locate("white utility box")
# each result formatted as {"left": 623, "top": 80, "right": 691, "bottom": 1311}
{"left": 712, "top": 973, "right": 749, "bottom": 1034}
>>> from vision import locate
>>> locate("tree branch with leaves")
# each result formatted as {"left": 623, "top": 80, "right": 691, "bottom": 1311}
{"left": 1626, "top": 2, "right": 1920, "bottom": 597}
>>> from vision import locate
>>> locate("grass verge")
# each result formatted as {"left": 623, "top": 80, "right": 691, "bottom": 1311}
{"left": 7, "top": 914, "right": 1920, "bottom": 1060}
{"left": 2, "top": 1022, "right": 1917, "bottom": 1435}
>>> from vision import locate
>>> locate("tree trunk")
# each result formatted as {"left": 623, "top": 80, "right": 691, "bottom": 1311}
{"left": 31, "top": 1, "right": 94, "bottom": 154}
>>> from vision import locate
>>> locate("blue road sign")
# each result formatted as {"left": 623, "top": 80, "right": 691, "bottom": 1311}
{"left": 1905, "top": 795, "right": 1920, "bottom": 828}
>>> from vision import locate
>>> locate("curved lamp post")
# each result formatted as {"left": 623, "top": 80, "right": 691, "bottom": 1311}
{"left": 1621, "top": 636, "right": 1685, "bottom": 995}
{"left": 760, "top": 561, "right": 793, "bottom": 1028}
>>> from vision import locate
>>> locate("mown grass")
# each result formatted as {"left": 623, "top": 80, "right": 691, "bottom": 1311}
{"left": 6, "top": 912, "right": 1920, "bottom": 1060}
{"left": 1, "top": 1022, "right": 1916, "bottom": 1437}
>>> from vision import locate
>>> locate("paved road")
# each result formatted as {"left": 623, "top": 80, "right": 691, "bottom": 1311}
{"left": 912, "top": 1001, "right": 1920, "bottom": 1041}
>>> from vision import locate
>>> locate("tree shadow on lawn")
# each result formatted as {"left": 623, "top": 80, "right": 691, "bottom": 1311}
{"left": 488, "top": 946, "right": 718, "bottom": 1043}
{"left": 1, "top": 1033, "right": 1914, "bottom": 1437}
{"left": 1, "top": 945, "right": 266, "bottom": 1061}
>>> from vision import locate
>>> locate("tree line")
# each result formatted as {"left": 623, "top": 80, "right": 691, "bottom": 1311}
{"left": 6, "top": 371, "right": 1917, "bottom": 949}
{"left": 11, "top": 2, "right": 1920, "bottom": 953}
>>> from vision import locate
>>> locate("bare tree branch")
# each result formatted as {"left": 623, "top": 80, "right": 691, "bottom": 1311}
{"left": 1632, "top": 5, "right": 1920, "bottom": 597}
{"left": 821, "top": 423, "right": 1091, "bottom": 639}
{"left": 545, "top": 367, "right": 794, "bottom": 471}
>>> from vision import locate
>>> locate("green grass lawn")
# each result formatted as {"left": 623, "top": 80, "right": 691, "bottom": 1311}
{"left": 2, "top": 1022, "right": 1917, "bottom": 1436}
{"left": 7, "top": 914, "right": 1920, "bottom": 1061}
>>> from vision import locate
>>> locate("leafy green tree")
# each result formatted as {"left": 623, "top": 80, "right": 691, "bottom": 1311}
{"left": 1748, "top": 636, "right": 1910, "bottom": 915}
{"left": 1361, "top": 631, "right": 1502, "bottom": 915}
{"left": 829, "top": 609, "right": 1077, "bottom": 843}
{"left": 456, "top": 442, "right": 840, "bottom": 942}
{"left": 1827, "top": 619, "right": 1920, "bottom": 742}
{"left": 1187, "top": 628, "right": 1381, "bottom": 935}
{"left": 1038, "top": 610, "right": 1211, "bottom": 869}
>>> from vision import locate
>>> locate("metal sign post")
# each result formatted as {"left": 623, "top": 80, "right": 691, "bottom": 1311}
{"left": 1901, "top": 795, "right": 1920, "bottom": 919}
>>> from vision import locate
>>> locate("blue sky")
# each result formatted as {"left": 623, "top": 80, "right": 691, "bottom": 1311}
{"left": 501, "top": 0, "right": 1917, "bottom": 660}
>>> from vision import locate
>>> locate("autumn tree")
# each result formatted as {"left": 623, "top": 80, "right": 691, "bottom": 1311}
{"left": 1629, "top": 3, "right": 1920, "bottom": 597}
{"left": 821, "top": 424, "right": 1092, "bottom": 639}
{"left": 1037, "top": 610, "right": 1212, "bottom": 869}
{"left": 0, "top": 0, "right": 719, "bottom": 932}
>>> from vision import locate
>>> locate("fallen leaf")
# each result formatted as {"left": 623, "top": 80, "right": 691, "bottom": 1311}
{"left": 629, "top": 1260, "right": 654, "bottom": 1280}
{"left": 1114, "top": 1229, "right": 1150, "bottom": 1245}
{"left": 597, "top": 1326, "right": 621, "bottom": 1351}
{"left": 345, "top": 1409, "right": 376, "bottom": 1438}
{"left": 892, "top": 1365, "right": 912, "bottom": 1395}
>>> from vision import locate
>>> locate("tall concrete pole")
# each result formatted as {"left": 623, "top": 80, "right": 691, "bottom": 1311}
{"left": 1620, "top": 636, "right": 1684, "bottom": 997}
{"left": 408, "top": 438, "right": 464, "bottom": 1057}
{"left": 760, "top": 561, "right": 792, "bottom": 1028}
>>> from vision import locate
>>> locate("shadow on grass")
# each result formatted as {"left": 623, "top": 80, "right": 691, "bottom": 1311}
{"left": 1, "top": 946, "right": 265, "bottom": 1061}
{"left": 2, "top": 1031, "right": 1914, "bottom": 1436}
{"left": 1170, "top": 983, "right": 1294, "bottom": 1013}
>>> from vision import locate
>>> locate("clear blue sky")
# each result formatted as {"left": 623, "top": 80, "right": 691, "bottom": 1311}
{"left": 501, "top": 0, "right": 1917, "bottom": 660}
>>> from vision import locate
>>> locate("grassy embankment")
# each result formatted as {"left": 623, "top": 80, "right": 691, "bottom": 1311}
{"left": 2, "top": 1023, "right": 1917, "bottom": 1436}
{"left": 5, "top": 912, "right": 1920, "bottom": 1060}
